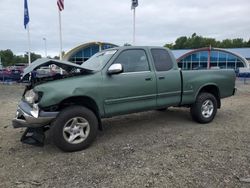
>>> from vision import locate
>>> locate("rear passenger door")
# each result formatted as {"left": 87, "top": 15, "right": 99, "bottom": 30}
{"left": 151, "top": 49, "right": 182, "bottom": 107}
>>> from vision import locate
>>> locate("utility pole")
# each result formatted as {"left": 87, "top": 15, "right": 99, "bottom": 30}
{"left": 0, "top": 56, "right": 2, "bottom": 69}
{"left": 58, "top": 10, "right": 63, "bottom": 60}
{"left": 133, "top": 8, "right": 136, "bottom": 45}
{"left": 43, "top": 37, "right": 47, "bottom": 57}
{"left": 131, "top": 0, "right": 138, "bottom": 45}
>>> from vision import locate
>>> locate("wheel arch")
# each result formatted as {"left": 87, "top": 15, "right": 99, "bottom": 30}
{"left": 58, "top": 96, "right": 103, "bottom": 130}
{"left": 196, "top": 84, "right": 221, "bottom": 108}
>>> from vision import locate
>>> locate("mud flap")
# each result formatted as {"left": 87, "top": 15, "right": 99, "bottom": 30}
{"left": 21, "top": 127, "right": 45, "bottom": 147}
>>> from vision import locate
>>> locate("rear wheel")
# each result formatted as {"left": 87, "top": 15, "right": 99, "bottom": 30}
{"left": 51, "top": 106, "right": 98, "bottom": 152}
{"left": 190, "top": 92, "right": 217, "bottom": 124}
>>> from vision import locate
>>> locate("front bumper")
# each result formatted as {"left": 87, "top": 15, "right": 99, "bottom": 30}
{"left": 12, "top": 101, "right": 59, "bottom": 128}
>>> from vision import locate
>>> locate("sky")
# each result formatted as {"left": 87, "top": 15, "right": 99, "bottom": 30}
{"left": 0, "top": 0, "right": 249, "bottom": 57}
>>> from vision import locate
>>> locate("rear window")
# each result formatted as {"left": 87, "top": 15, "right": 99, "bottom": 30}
{"left": 151, "top": 49, "right": 173, "bottom": 71}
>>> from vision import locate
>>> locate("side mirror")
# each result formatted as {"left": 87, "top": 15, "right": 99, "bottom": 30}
{"left": 107, "top": 64, "right": 123, "bottom": 75}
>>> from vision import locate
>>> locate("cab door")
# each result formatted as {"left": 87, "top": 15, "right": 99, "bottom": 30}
{"left": 102, "top": 49, "right": 157, "bottom": 116}
{"left": 151, "top": 49, "right": 182, "bottom": 108}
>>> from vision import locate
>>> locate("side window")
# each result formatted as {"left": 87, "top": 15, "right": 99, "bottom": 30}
{"left": 151, "top": 49, "right": 173, "bottom": 71}
{"left": 114, "top": 50, "right": 150, "bottom": 72}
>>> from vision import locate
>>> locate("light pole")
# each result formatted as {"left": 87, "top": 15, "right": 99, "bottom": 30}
{"left": 95, "top": 42, "right": 102, "bottom": 52}
{"left": 0, "top": 55, "right": 2, "bottom": 69}
{"left": 43, "top": 37, "right": 47, "bottom": 58}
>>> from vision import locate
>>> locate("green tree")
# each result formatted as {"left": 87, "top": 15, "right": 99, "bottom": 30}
{"left": 164, "top": 43, "right": 174, "bottom": 49}
{"left": 14, "top": 55, "right": 27, "bottom": 64}
{"left": 164, "top": 33, "right": 250, "bottom": 49}
{"left": 30, "top": 52, "right": 42, "bottom": 62}
{"left": 174, "top": 36, "right": 188, "bottom": 49}
{"left": 53, "top": 56, "right": 60, "bottom": 60}
{"left": 0, "top": 49, "right": 14, "bottom": 66}
{"left": 0, "top": 49, "right": 42, "bottom": 67}
{"left": 247, "top": 39, "right": 250, "bottom": 47}
{"left": 232, "top": 38, "right": 244, "bottom": 48}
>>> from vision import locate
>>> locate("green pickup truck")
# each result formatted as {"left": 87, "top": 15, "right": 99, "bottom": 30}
{"left": 13, "top": 46, "right": 236, "bottom": 152}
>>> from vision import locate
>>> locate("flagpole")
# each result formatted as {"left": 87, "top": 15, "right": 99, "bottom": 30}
{"left": 133, "top": 8, "right": 136, "bottom": 45}
{"left": 58, "top": 9, "right": 63, "bottom": 60}
{"left": 27, "top": 24, "right": 31, "bottom": 65}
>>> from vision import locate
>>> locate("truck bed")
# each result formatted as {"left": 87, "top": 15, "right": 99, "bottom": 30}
{"left": 180, "top": 69, "right": 236, "bottom": 105}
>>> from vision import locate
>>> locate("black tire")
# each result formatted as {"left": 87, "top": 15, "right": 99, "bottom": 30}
{"left": 190, "top": 92, "right": 218, "bottom": 124}
{"left": 51, "top": 106, "right": 98, "bottom": 152}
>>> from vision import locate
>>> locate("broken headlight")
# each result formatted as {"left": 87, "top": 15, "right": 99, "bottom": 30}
{"left": 24, "top": 89, "right": 39, "bottom": 104}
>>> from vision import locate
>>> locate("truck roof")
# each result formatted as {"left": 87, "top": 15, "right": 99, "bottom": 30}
{"left": 109, "top": 46, "right": 169, "bottom": 51}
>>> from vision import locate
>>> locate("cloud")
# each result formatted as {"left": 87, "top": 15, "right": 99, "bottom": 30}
{"left": 0, "top": 0, "right": 249, "bottom": 56}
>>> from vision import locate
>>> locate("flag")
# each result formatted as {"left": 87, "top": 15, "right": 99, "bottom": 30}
{"left": 131, "top": 0, "right": 138, "bottom": 9}
{"left": 24, "top": 0, "right": 29, "bottom": 29}
{"left": 57, "top": 0, "right": 64, "bottom": 11}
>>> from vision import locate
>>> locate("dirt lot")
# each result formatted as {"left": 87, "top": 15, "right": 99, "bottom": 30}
{"left": 0, "top": 81, "right": 250, "bottom": 188}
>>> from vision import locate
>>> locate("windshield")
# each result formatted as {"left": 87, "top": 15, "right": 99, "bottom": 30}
{"left": 81, "top": 50, "right": 117, "bottom": 71}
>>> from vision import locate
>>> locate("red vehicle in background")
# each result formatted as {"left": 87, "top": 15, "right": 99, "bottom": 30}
{"left": 0, "top": 63, "right": 28, "bottom": 82}
{"left": 13, "top": 63, "right": 28, "bottom": 73}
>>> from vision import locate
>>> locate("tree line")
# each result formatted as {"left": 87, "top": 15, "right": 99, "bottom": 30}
{"left": 0, "top": 49, "right": 42, "bottom": 67}
{"left": 1, "top": 33, "right": 250, "bottom": 67}
{"left": 164, "top": 33, "right": 250, "bottom": 49}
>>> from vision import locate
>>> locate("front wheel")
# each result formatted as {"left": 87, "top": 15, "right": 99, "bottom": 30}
{"left": 51, "top": 106, "right": 98, "bottom": 152}
{"left": 190, "top": 92, "right": 218, "bottom": 124}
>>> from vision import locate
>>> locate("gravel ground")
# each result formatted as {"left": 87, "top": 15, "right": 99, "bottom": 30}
{"left": 0, "top": 81, "right": 250, "bottom": 188}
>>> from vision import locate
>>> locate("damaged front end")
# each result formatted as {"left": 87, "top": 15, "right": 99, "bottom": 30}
{"left": 13, "top": 100, "right": 58, "bottom": 146}
{"left": 13, "top": 58, "right": 92, "bottom": 146}
{"left": 21, "top": 58, "right": 93, "bottom": 86}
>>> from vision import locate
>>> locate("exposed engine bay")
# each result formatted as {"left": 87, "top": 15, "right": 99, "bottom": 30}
{"left": 21, "top": 58, "right": 93, "bottom": 88}
{"left": 25, "top": 68, "right": 87, "bottom": 87}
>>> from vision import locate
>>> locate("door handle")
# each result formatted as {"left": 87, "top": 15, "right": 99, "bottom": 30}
{"left": 159, "top": 76, "right": 165, "bottom": 80}
{"left": 145, "top": 77, "right": 152, "bottom": 81}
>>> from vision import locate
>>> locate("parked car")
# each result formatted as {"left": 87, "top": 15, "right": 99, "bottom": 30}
{"left": 14, "top": 63, "right": 28, "bottom": 72}
{"left": 237, "top": 68, "right": 250, "bottom": 78}
{"left": 0, "top": 63, "right": 27, "bottom": 82}
{"left": 12, "top": 47, "right": 236, "bottom": 152}
{"left": 0, "top": 68, "right": 11, "bottom": 81}
{"left": 9, "top": 69, "right": 22, "bottom": 81}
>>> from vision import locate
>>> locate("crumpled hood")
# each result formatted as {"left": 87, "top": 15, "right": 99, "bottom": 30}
{"left": 22, "top": 58, "right": 92, "bottom": 80}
